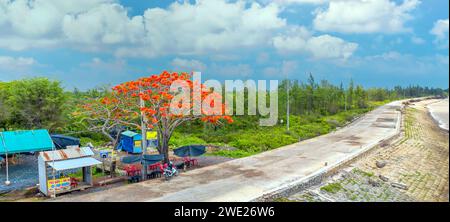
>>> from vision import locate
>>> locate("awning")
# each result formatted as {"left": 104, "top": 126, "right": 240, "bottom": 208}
{"left": 47, "top": 157, "right": 102, "bottom": 171}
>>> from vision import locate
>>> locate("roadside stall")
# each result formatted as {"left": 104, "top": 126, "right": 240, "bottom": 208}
{"left": 38, "top": 147, "right": 101, "bottom": 197}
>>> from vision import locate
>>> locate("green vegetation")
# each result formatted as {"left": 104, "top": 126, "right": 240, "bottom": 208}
{"left": 320, "top": 182, "right": 343, "bottom": 194}
{"left": 68, "top": 167, "right": 105, "bottom": 180}
{"left": 0, "top": 78, "right": 66, "bottom": 131}
{"left": 1, "top": 76, "right": 448, "bottom": 159}
{"left": 352, "top": 168, "right": 374, "bottom": 177}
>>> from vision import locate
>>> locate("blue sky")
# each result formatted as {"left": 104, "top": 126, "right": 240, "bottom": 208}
{"left": 0, "top": 0, "right": 448, "bottom": 90}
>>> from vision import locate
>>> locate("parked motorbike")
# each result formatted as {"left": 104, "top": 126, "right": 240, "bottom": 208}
{"left": 163, "top": 161, "right": 179, "bottom": 181}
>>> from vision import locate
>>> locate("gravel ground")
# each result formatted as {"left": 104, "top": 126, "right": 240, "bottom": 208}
{"left": 0, "top": 155, "right": 39, "bottom": 194}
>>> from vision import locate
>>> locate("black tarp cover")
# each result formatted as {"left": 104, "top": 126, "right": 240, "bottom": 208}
{"left": 51, "top": 134, "right": 81, "bottom": 149}
{"left": 121, "top": 154, "right": 164, "bottom": 165}
{"left": 173, "top": 145, "right": 206, "bottom": 157}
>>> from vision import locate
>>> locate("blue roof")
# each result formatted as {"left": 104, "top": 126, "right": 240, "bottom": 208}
{"left": 121, "top": 130, "right": 139, "bottom": 138}
{"left": 0, "top": 129, "right": 54, "bottom": 155}
{"left": 47, "top": 157, "right": 102, "bottom": 171}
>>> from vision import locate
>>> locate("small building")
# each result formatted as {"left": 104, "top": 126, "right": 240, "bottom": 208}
{"left": 51, "top": 135, "right": 81, "bottom": 150}
{"left": 118, "top": 131, "right": 159, "bottom": 153}
{"left": 38, "top": 147, "right": 101, "bottom": 197}
{"left": 118, "top": 130, "right": 142, "bottom": 153}
{"left": 0, "top": 129, "right": 54, "bottom": 155}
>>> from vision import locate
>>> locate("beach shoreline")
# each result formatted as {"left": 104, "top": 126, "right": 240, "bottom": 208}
{"left": 427, "top": 98, "right": 449, "bottom": 131}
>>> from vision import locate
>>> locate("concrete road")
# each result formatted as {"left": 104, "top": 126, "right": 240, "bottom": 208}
{"left": 427, "top": 98, "right": 449, "bottom": 131}
{"left": 56, "top": 101, "right": 402, "bottom": 202}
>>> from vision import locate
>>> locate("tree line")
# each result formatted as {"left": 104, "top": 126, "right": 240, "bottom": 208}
{"left": 277, "top": 74, "right": 448, "bottom": 117}
{"left": 0, "top": 77, "right": 448, "bottom": 133}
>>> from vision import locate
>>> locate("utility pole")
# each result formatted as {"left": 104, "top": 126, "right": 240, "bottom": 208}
{"left": 344, "top": 92, "right": 347, "bottom": 112}
{"left": 1, "top": 133, "right": 10, "bottom": 186}
{"left": 286, "top": 78, "right": 290, "bottom": 131}
{"left": 139, "top": 87, "right": 147, "bottom": 181}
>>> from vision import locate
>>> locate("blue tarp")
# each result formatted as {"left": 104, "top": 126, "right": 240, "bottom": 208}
{"left": 120, "top": 154, "right": 164, "bottom": 165}
{"left": 121, "top": 155, "right": 142, "bottom": 164}
{"left": 0, "top": 129, "right": 54, "bottom": 155}
{"left": 173, "top": 145, "right": 206, "bottom": 157}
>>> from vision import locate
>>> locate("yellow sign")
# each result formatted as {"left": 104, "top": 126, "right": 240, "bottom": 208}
{"left": 134, "top": 140, "right": 142, "bottom": 147}
{"left": 147, "top": 131, "right": 158, "bottom": 140}
{"left": 48, "top": 177, "right": 71, "bottom": 192}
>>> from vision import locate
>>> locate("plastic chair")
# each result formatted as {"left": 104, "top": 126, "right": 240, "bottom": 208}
{"left": 70, "top": 178, "right": 79, "bottom": 188}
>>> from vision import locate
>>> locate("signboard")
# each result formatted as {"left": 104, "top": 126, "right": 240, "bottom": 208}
{"left": 148, "top": 139, "right": 158, "bottom": 148}
{"left": 48, "top": 177, "right": 71, "bottom": 192}
{"left": 147, "top": 131, "right": 157, "bottom": 140}
{"left": 134, "top": 140, "right": 142, "bottom": 147}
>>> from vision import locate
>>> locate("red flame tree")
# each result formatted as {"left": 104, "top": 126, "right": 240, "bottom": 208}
{"left": 110, "top": 71, "right": 233, "bottom": 162}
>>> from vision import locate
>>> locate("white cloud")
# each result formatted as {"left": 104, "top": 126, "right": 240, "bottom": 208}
{"left": 411, "top": 36, "right": 425, "bottom": 45}
{"left": 281, "top": 60, "right": 298, "bottom": 75}
{"left": 270, "top": 0, "right": 327, "bottom": 4}
{"left": 170, "top": 58, "right": 207, "bottom": 72}
{"left": 116, "top": 0, "right": 286, "bottom": 58}
{"left": 263, "top": 60, "right": 298, "bottom": 77}
{"left": 263, "top": 66, "right": 280, "bottom": 76}
{"left": 0, "top": 55, "right": 35, "bottom": 67}
{"left": 62, "top": 3, "right": 145, "bottom": 46}
{"left": 1, "top": 0, "right": 289, "bottom": 57}
{"left": 210, "top": 63, "right": 254, "bottom": 78}
{"left": 0, "top": 0, "right": 118, "bottom": 50}
{"left": 257, "top": 0, "right": 330, "bottom": 5}
{"left": 80, "top": 57, "right": 126, "bottom": 71}
{"left": 256, "top": 52, "right": 270, "bottom": 64}
{"left": 273, "top": 26, "right": 358, "bottom": 60}
{"left": 0, "top": 0, "right": 361, "bottom": 62}
{"left": 313, "top": 0, "right": 420, "bottom": 34}
{"left": 430, "top": 19, "right": 449, "bottom": 49}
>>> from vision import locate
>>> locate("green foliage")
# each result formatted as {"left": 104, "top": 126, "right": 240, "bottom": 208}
{"left": 1, "top": 76, "right": 447, "bottom": 162}
{"left": 211, "top": 149, "right": 257, "bottom": 158}
{"left": 0, "top": 78, "right": 66, "bottom": 131}
{"left": 320, "top": 182, "right": 343, "bottom": 194}
{"left": 79, "top": 136, "right": 109, "bottom": 147}
{"left": 169, "top": 132, "right": 207, "bottom": 148}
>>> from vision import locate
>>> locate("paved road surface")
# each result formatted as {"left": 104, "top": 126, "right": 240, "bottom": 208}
{"left": 427, "top": 98, "right": 449, "bottom": 131}
{"left": 56, "top": 101, "right": 402, "bottom": 202}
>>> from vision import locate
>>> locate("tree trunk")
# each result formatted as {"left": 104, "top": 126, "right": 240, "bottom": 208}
{"left": 157, "top": 130, "right": 172, "bottom": 163}
{"left": 161, "top": 135, "right": 170, "bottom": 163}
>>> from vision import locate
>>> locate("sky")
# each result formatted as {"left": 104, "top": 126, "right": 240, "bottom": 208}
{"left": 0, "top": 0, "right": 448, "bottom": 90}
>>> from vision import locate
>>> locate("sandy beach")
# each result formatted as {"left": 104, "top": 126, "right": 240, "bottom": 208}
{"left": 427, "top": 98, "right": 449, "bottom": 131}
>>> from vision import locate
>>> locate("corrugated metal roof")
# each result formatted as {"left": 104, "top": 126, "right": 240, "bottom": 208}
{"left": 40, "top": 147, "right": 95, "bottom": 162}
{"left": 0, "top": 129, "right": 54, "bottom": 155}
{"left": 47, "top": 157, "right": 102, "bottom": 171}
